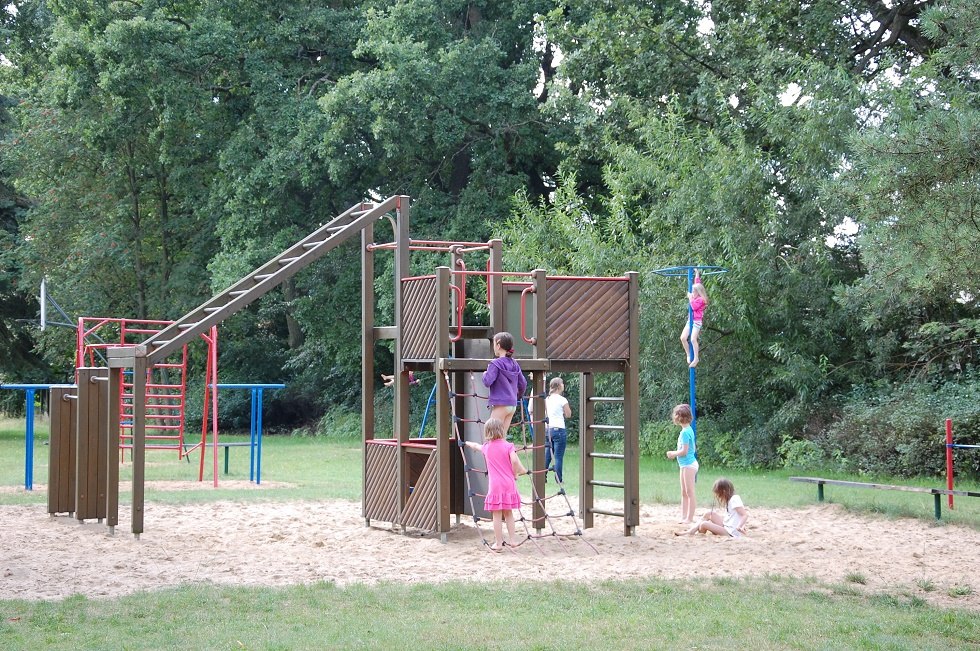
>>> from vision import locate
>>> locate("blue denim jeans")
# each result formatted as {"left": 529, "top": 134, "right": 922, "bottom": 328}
{"left": 545, "top": 427, "right": 568, "bottom": 482}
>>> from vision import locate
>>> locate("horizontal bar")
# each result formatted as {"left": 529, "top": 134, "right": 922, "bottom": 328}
{"left": 590, "top": 424, "right": 624, "bottom": 431}
{"left": 438, "top": 357, "right": 551, "bottom": 372}
{"left": 590, "top": 453, "right": 624, "bottom": 460}
{"left": 590, "top": 396, "right": 624, "bottom": 403}
{"left": 588, "top": 508, "right": 625, "bottom": 518}
{"left": 589, "top": 480, "right": 624, "bottom": 489}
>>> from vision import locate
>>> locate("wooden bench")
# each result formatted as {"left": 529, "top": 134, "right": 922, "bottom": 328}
{"left": 789, "top": 476, "right": 980, "bottom": 520}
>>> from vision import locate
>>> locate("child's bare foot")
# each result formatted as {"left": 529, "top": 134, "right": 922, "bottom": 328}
{"left": 689, "top": 358, "right": 699, "bottom": 368}
{"left": 489, "top": 543, "right": 503, "bottom": 552}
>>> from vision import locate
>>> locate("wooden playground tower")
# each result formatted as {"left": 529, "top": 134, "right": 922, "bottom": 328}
{"left": 59, "top": 195, "right": 638, "bottom": 538}
{"left": 361, "top": 199, "right": 641, "bottom": 540}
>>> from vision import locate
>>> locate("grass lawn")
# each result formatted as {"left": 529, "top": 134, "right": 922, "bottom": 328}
{"left": 1, "top": 417, "right": 978, "bottom": 650}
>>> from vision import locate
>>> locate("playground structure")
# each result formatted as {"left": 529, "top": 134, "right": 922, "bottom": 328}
{"left": 360, "top": 199, "right": 641, "bottom": 541}
{"left": 20, "top": 195, "right": 639, "bottom": 539}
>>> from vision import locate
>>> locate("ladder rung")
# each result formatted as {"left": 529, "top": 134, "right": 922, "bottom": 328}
{"left": 151, "top": 340, "right": 171, "bottom": 346}
{"left": 302, "top": 241, "right": 326, "bottom": 249}
{"left": 590, "top": 396, "right": 624, "bottom": 402}
{"left": 590, "top": 453, "right": 624, "bottom": 460}
{"left": 589, "top": 480, "right": 624, "bottom": 489}
{"left": 229, "top": 290, "right": 249, "bottom": 296}
{"left": 203, "top": 307, "right": 224, "bottom": 313}
{"left": 589, "top": 508, "right": 625, "bottom": 518}
{"left": 278, "top": 257, "right": 300, "bottom": 265}
{"left": 590, "top": 424, "right": 624, "bottom": 431}
{"left": 254, "top": 274, "right": 274, "bottom": 280}
{"left": 178, "top": 324, "right": 196, "bottom": 329}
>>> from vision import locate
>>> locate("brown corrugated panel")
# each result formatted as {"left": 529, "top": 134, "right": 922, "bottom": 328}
{"left": 399, "top": 450, "right": 439, "bottom": 532}
{"left": 546, "top": 280, "right": 630, "bottom": 359}
{"left": 364, "top": 443, "right": 399, "bottom": 524}
{"left": 402, "top": 278, "right": 437, "bottom": 360}
{"left": 48, "top": 387, "right": 76, "bottom": 515}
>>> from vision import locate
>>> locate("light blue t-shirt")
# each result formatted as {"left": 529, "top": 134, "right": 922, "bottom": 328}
{"left": 676, "top": 425, "right": 696, "bottom": 467}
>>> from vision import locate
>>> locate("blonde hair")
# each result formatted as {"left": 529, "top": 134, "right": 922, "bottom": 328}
{"left": 692, "top": 282, "right": 708, "bottom": 300}
{"left": 712, "top": 478, "right": 735, "bottom": 506}
{"left": 672, "top": 403, "right": 693, "bottom": 425}
{"left": 548, "top": 376, "right": 564, "bottom": 393}
{"left": 484, "top": 418, "right": 506, "bottom": 441}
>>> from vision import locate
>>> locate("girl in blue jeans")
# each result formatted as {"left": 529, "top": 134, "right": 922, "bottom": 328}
{"left": 544, "top": 376, "right": 571, "bottom": 482}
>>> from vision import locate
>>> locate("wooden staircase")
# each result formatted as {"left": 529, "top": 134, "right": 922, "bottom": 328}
{"left": 131, "top": 196, "right": 403, "bottom": 366}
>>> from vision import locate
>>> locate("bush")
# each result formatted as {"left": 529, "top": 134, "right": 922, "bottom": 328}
{"left": 821, "top": 374, "right": 980, "bottom": 479}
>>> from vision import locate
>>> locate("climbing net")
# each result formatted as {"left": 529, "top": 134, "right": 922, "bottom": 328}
{"left": 443, "top": 371, "right": 596, "bottom": 554}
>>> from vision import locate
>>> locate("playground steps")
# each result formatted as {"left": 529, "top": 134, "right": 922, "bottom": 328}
{"left": 133, "top": 196, "right": 404, "bottom": 365}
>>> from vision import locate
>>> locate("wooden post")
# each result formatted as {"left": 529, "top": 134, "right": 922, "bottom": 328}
{"left": 580, "top": 372, "right": 595, "bottom": 529}
{"left": 531, "top": 269, "right": 548, "bottom": 530}
{"left": 106, "top": 366, "right": 123, "bottom": 533}
{"left": 489, "top": 239, "right": 504, "bottom": 334}
{"left": 435, "top": 266, "right": 452, "bottom": 538}
{"left": 131, "top": 355, "right": 148, "bottom": 537}
{"left": 362, "top": 221, "right": 375, "bottom": 525}
{"left": 394, "top": 197, "right": 411, "bottom": 520}
{"left": 623, "top": 271, "right": 640, "bottom": 535}
{"left": 75, "top": 368, "right": 109, "bottom": 522}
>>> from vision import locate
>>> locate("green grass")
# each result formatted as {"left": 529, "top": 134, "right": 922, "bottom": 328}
{"left": 0, "top": 578, "right": 977, "bottom": 650}
{"left": 2, "top": 416, "right": 980, "bottom": 648}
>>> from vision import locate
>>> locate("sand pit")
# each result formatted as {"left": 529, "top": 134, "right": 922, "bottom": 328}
{"left": 0, "top": 496, "right": 977, "bottom": 609}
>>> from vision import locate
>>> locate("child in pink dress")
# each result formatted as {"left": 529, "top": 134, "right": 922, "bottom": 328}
{"left": 465, "top": 418, "right": 527, "bottom": 551}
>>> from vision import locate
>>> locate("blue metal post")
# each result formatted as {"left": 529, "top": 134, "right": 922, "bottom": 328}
{"left": 255, "top": 388, "right": 264, "bottom": 485}
{"left": 249, "top": 388, "right": 258, "bottom": 482}
{"left": 25, "top": 389, "right": 36, "bottom": 490}
{"left": 687, "top": 269, "right": 697, "bottom": 437}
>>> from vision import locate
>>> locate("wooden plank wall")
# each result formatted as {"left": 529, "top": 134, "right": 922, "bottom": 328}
{"left": 401, "top": 277, "right": 437, "bottom": 360}
{"left": 546, "top": 279, "right": 630, "bottom": 360}
{"left": 364, "top": 442, "right": 400, "bottom": 524}
{"left": 399, "top": 450, "right": 440, "bottom": 532}
{"left": 75, "top": 368, "right": 109, "bottom": 521}
{"left": 48, "top": 386, "right": 77, "bottom": 515}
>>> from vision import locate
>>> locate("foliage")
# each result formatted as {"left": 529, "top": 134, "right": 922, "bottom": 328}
{"left": 820, "top": 373, "right": 980, "bottom": 479}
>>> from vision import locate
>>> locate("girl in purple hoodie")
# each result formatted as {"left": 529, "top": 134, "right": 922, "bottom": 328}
{"left": 482, "top": 332, "right": 527, "bottom": 434}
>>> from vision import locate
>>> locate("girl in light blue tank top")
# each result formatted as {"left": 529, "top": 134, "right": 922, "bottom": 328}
{"left": 666, "top": 404, "right": 698, "bottom": 524}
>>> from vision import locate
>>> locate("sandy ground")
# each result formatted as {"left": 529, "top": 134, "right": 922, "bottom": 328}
{"left": 1, "top": 484, "right": 977, "bottom": 610}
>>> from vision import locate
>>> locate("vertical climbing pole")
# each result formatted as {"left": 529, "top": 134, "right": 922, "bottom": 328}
{"left": 686, "top": 268, "right": 698, "bottom": 436}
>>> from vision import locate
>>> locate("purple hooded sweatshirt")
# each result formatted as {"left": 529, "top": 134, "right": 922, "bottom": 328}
{"left": 482, "top": 356, "right": 527, "bottom": 407}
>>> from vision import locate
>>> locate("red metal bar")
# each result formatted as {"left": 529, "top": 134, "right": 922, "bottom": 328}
{"left": 367, "top": 243, "right": 456, "bottom": 252}
{"left": 409, "top": 239, "right": 488, "bottom": 247}
{"left": 456, "top": 244, "right": 491, "bottom": 253}
{"left": 450, "top": 269, "right": 535, "bottom": 278}
{"left": 401, "top": 274, "right": 437, "bottom": 282}
{"left": 520, "top": 286, "right": 536, "bottom": 345}
{"left": 947, "top": 418, "right": 955, "bottom": 510}
{"left": 450, "top": 285, "right": 464, "bottom": 342}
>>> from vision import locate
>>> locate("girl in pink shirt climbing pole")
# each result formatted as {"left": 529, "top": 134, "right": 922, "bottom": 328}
{"left": 681, "top": 270, "right": 708, "bottom": 368}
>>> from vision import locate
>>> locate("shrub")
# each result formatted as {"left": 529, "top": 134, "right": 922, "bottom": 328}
{"left": 821, "top": 374, "right": 980, "bottom": 479}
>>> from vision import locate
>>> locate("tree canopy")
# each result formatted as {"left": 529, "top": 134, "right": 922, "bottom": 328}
{"left": 1, "top": 0, "right": 976, "bottom": 474}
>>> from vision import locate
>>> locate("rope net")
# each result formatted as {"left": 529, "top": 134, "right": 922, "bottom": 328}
{"left": 444, "top": 371, "right": 596, "bottom": 554}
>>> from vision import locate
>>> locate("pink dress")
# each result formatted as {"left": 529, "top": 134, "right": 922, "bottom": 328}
{"left": 481, "top": 439, "right": 521, "bottom": 511}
